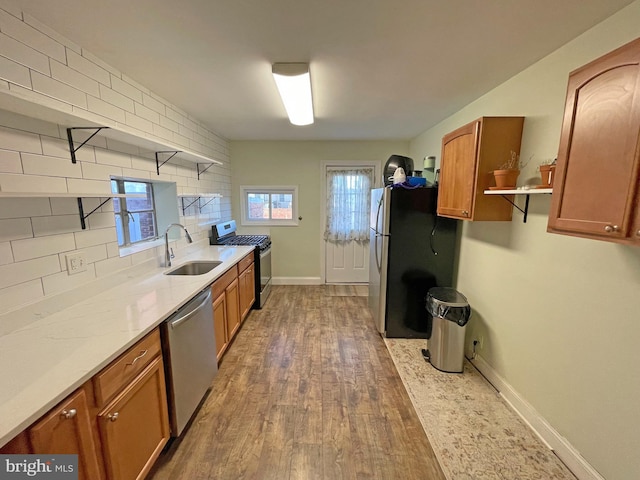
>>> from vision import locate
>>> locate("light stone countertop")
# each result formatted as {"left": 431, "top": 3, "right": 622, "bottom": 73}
{"left": 0, "top": 243, "right": 254, "bottom": 447}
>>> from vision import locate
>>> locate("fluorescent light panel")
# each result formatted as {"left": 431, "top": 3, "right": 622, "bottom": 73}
{"left": 272, "top": 63, "right": 314, "bottom": 126}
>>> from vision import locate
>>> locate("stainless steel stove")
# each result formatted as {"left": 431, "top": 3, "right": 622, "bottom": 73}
{"left": 210, "top": 220, "right": 271, "bottom": 308}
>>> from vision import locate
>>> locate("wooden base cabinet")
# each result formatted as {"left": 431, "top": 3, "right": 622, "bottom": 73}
{"left": 238, "top": 253, "right": 255, "bottom": 322}
{"left": 28, "top": 387, "right": 103, "bottom": 480}
{"left": 548, "top": 37, "right": 640, "bottom": 245}
{"left": 97, "top": 356, "right": 169, "bottom": 480}
{"left": 437, "top": 116, "right": 524, "bottom": 221}
{"left": 211, "top": 265, "right": 241, "bottom": 361}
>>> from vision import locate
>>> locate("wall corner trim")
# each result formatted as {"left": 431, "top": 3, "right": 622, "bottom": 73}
{"left": 470, "top": 355, "right": 605, "bottom": 480}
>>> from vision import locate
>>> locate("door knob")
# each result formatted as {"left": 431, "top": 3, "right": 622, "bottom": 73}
{"left": 108, "top": 412, "right": 119, "bottom": 422}
{"left": 604, "top": 225, "right": 619, "bottom": 233}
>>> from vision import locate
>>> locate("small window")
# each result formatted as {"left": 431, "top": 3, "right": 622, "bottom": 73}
{"left": 111, "top": 179, "right": 158, "bottom": 246}
{"left": 241, "top": 186, "right": 298, "bottom": 226}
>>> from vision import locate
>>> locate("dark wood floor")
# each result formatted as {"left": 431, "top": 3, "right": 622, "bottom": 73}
{"left": 149, "top": 285, "right": 445, "bottom": 480}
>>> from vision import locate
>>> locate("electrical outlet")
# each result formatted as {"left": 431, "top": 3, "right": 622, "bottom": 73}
{"left": 473, "top": 336, "right": 484, "bottom": 350}
{"left": 66, "top": 252, "right": 87, "bottom": 275}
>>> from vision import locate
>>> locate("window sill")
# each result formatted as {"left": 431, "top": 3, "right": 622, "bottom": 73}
{"left": 241, "top": 219, "right": 298, "bottom": 227}
{"left": 118, "top": 238, "right": 164, "bottom": 257}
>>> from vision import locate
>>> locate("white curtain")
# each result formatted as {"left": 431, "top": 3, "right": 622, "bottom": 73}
{"left": 324, "top": 168, "right": 374, "bottom": 242}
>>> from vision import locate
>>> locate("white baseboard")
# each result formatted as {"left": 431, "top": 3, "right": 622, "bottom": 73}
{"left": 470, "top": 354, "right": 605, "bottom": 480}
{"left": 272, "top": 277, "right": 322, "bottom": 285}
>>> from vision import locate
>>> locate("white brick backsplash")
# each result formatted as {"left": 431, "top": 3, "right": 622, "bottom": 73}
{"left": 173, "top": 132, "right": 190, "bottom": 149}
{"left": 121, "top": 167, "right": 150, "bottom": 180}
{"left": 142, "top": 93, "right": 165, "bottom": 116}
{"left": 0, "top": 172, "right": 67, "bottom": 193}
{"left": 75, "top": 226, "right": 116, "bottom": 249}
{"left": 131, "top": 154, "right": 167, "bottom": 173}
{"left": 12, "top": 232, "right": 75, "bottom": 261}
{"left": 0, "top": 9, "right": 65, "bottom": 62}
{"left": 94, "top": 148, "right": 131, "bottom": 169}
{"left": 32, "top": 214, "right": 80, "bottom": 236}
{"left": 0, "top": 1, "right": 21, "bottom": 18}
{"left": 0, "top": 148, "right": 21, "bottom": 172}
{"left": 81, "top": 243, "right": 108, "bottom": 264}
{"left": 133, "top": 102, "right": 159, "bottom": 124}
{"left": 104, "top": 138, "right": 139, "bottom": 156}
{"left": 87, "top": 95, "right": 126, "bottom": 123}
{"left": 106, "top": 241, "right": 119, "bottom": 258}
{"left": 0, "top": 31, "right": 49, "bottom": 74}
{"left": 0, "top": 79, "right": 7, "bottom": 89}
{"left": 66, "top": 49, "right": 110, "bottom": 85}
{"left": 22, "top": 152, "right": 83, "bottom": 178}
{"left": 22, "top": 13, "right": 81, "bottom": 54}
{"left": 41, "top": 136, "right": 95, "bottom": 162}
{"left": 159, "top": 115, "right": 180, "bottom": 132}
{"left": 124, "top": 111, "right": 153, "bottom": 134}
{"left": 120, "top": 74, "right": 148, "bottom": 94}
{"left": 152, "top": 123, "right": 173, "bottom": 142}
{"left": 110, "top": 75, "right": 142, "bottom": 103}
{"left": 87, "top": 211, "right": 115, "bottom": 229}
{"left": 81, "top": 161, "right": 121, "bottom": 181}
{"left": 0, "top": 197, "right": 50, "bottom": 218}
{"left": 49, "top": 197, "right": 77, "bottom": 215}
{"left": 0, "top": 55, "right": 30, "bottom": 87}
{"left": 81, "top": 49, "right": 120, "bottom": 77}
{"left": 178, "top": 124, "right": 195, "bottom": 140}
{"left": 66, "top": 177, "right": 111, "bottom": 194}
{"left": 0, "top": 217, "right": 32, "bottom": 241}
{"left": 0, "top": 278, "right": 43, "bottom": 311}
{"left": 51, "top": 60, "right": 100, "bottom": 97}
{"left": 0, "top": 110, "right": 60, "bottom": 137}
{"left": 0, "top": 124, "right": 41, "bottom": 153}
{"left": 99, "top": 84, "right": 134, "bottom": 113}
{"left": 165, "top": 107, "right": 184, "bottom": 125}
{"left": 95, "top": 254, "right": 132, "bottom": 277}
{"left": 32, "top": 72, "right": 88, "bottom": 108}
{"left": 42, "top": 265, "right": 96, "bottom": 296}
{"left": 0, "top": 240, "right": 12, "bottom": 264}
{"left": 184, "top": 117, "right": 199, "bottom": 133}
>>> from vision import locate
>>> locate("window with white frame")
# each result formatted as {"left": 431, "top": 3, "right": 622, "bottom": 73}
{"left": 111, "top": 179, "right": 158, "bottom": 246}
{"left": 240, "top": 186, "right": 298, "bottom": 226}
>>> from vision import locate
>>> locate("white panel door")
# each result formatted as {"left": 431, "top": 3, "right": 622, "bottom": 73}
{"left": 325, "top": 239, "right": 369, "bottom": 283}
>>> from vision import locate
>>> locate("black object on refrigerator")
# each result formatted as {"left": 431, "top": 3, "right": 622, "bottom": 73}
{"left": 368, "top": 186, "right": 458, "bottom": 338}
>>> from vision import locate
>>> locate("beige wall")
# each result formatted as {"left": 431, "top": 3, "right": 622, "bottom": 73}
{"left": 410, "top": 3, "right": 640, "bottom": 479}
{"left": 230, "top": 141, "right": 409, "bottom": 281}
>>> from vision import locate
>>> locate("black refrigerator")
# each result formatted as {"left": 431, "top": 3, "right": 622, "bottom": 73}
{"left": 368, "top": 186, "right": 458, "bottom": 338}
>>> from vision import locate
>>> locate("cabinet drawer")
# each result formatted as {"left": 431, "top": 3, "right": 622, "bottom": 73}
{"left": 211, "top": 265, "right": 238, "bottom": 299}
{"left": 93, "top": 329, "right": 161, "bottom": 406}
{"left": 238, "top": 252, "right": 254, "bottom": 273}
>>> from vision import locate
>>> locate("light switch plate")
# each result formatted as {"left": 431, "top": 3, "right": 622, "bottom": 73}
{"left": 66, "top": 252, "right": 87, "bottom": 275}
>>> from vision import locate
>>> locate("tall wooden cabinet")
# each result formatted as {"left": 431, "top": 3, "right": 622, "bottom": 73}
{"left": 211, "top": 266, "right": 241, "bottom": 361}
{"left": 437, "top": 116, "right": 524, "bottom": 221}
{"left": 548, "top": 37, "right": 640, "bottom": 246}
{"left": 238, "top": 253, "right": 255, "bottom": 322}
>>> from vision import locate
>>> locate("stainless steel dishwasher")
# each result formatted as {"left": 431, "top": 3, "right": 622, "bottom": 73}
{"left": 161, "top": 287, "right": 217, "bottom": 436}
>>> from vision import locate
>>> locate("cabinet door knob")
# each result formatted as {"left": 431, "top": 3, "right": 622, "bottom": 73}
{"left": 636, "top": 229, "right": 640, "bottom": 237}
{"left": 60, "top": 409, "right": 76, "bottom": 419}
{"left": 462, "top": 210, "right": 469, "bottom": 216}
{"left": 108, "top": 412, "right": 119, "bottom": 422}
{"left": 604, "top": 225, "right": 619, "bottom": 233}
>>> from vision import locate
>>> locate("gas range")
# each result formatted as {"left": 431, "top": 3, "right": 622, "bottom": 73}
{"left": 210, "top": 220, "right": 272, "bottom": 309}
{"left": 209, "top": 220, "right": 271, "bottom": 252}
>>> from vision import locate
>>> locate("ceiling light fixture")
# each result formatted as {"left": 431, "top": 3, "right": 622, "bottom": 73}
{"left": 272, "top": 63, "right": 314, "bottom": 126}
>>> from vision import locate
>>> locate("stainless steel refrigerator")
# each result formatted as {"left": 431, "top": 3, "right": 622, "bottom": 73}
{"left": 368, "top": 186, "right": 458, "bottom": 337}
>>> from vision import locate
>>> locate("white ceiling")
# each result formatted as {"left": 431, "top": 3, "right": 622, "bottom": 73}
{"left": 9, "top": 0, "right": 635, "bottom": 141}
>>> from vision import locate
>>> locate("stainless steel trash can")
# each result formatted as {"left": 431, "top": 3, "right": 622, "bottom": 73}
{"left": 423, "top": 287, "right": 471, "bottom": 373}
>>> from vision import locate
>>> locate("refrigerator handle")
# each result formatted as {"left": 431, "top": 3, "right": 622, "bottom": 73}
{"left": 375, "top": 195, "right": 383, "bottom": 234}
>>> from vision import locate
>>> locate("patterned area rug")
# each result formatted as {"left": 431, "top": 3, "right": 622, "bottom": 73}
{"left": 324, "top": 284, "right": 368, "bottom": 297}
{"left": 385, "top": 338, "right": 577, "bottom": 480}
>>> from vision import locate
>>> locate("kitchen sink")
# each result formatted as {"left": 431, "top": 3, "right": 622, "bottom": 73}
{"left": 164, "top": 261, "right": 222, "bottom": 276}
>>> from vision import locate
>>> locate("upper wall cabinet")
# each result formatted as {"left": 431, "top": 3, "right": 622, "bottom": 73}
{"left": 548, "top": 37, "right": 640, "bottom": 245}
{"left": 437, "top": 116, "right": 524, "bottom": 221}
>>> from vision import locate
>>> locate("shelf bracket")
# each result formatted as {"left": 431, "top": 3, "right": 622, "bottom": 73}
{"left": 197, "top": 163, "right": 215, "bottom": 180}
{"left": 67, "top": 127, "right": 109, "bottom": 164}
{"left": 180, "top": 196, "right": 200, "bottom": 215}
{"left": 497, "top": 194, "right": 531, "bottom": 223}
{"left": 155, "top": 151, "right": 180, "bottom": 175}
{"left": 199, "top": 197, "right": 217, "bottom": 209}
{"left": 77, "top": 197, "right": 111, "bottom": 230}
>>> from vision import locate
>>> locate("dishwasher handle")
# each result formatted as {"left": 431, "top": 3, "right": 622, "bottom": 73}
{"left": 169, "top": 290, "right": 212, "bottom": 330}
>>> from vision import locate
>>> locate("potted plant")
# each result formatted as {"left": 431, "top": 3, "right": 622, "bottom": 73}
{"left": 538, "top": 158, "right": 557, "bottom": 188}
{"left": 493, "top": 151, "right": 527, "bottom": 189}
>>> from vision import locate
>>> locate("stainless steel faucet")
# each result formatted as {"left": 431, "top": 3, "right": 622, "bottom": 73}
{"left": 164, "top": 223, "right": 193, "bottom": 267}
